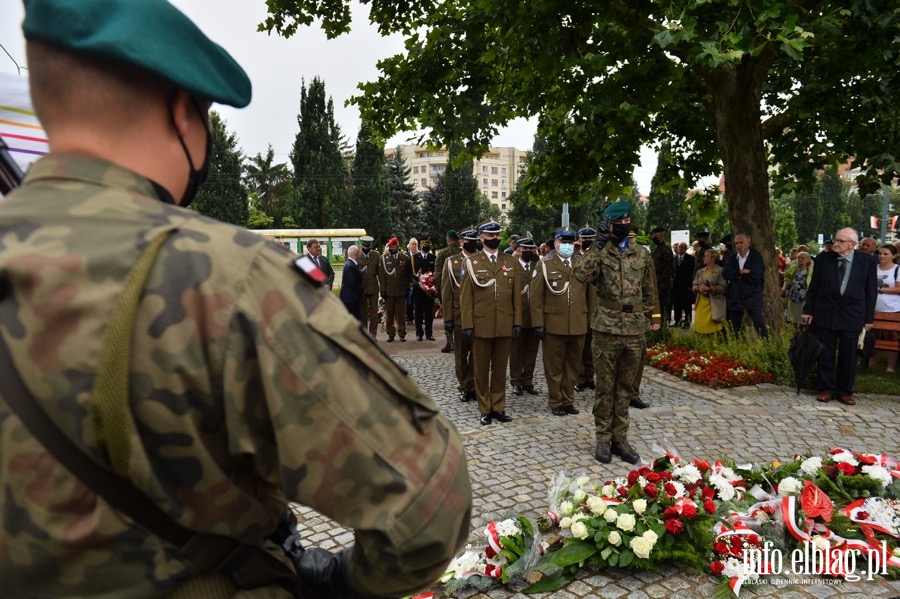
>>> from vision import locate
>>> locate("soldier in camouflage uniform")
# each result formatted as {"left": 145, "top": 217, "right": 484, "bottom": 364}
{"left": 357, "top": 235, "right": 382, "bottom": 338}
{"left": 573, "top": 201, "right": 661, "bottom": 465}
{"left": 0, "top": 2, "right": 472, "bottom": 598}
{"left": 434, "top": 230, "right": 461, "bottom": 353}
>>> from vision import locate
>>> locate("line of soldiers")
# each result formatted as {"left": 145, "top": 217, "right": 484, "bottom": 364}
{"left": 440, "top": 205, "right": 661, "bottom": 464}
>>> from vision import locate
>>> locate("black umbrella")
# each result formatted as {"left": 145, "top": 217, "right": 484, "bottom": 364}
{"left": 857, "top": 329, "right": 876, "bottom": 373}
{"left": 788, "top": 328, "right": 824, "bottom": 394}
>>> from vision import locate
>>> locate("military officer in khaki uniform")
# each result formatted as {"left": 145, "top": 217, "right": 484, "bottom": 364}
{"left": 509, "top": 237, "right": 542, "bottom": 396}
{"left": 434, "top": 230, "right": 461, "bottom": 353}
{"left": 441, "top": 229, "right": 478, "bottom": 402}
{"left": 531, "top": 230, "right": 590, "bottom": 416}
{"left": 574, "top": 202, "right": 661, "bottom": 465}
{"left": 460, "top": 221, "right": 522, "bottom": 425}
{"left": 575, "top": 226, "right": 599, "bottom": 392}
{"left": 0, "top": 2, "right": 472, "bottom": 597}
{"left": 357, "top": 235, "right": 381, "bottom": 338}
{"left": 378, "top": 236, "right": 410, "bottom": 342}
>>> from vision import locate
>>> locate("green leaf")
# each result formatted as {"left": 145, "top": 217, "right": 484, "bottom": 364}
{"left": 547, "top": 539, "right": 600, "bottom": 567}
{"left": 619, "top": 548, "right": 636, "bottom": 568}
{"left": 523, "top": 570, "right": 577, "bottom": 594}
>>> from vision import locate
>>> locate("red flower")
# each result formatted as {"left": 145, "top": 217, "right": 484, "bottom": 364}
{"left": 647, "top": 472, "right": 662, "bottom": 483}
{"left": 682, "top": 503, "right": 698, "bottom": 518}
{"left": 485, "top": 546, "right": 497, "bottom": 559}
{"left": 627, "top": 471, "right": 640, "bottom": 486}
{"left": 644, "top": 483, "right": 658, "bottom": 498}
{"left": 730, "top": 535, "right": 743, "bottom": 550}
{"left": 710, "top": 561, "right": 726, "bottom": 575}
{"left": 617, "top": 485, "right": 628, "bottom": 497}
{"left": 664, "top": 482, "right": 677, "bottom": 497}
{"left": 665, "top": 519, "right": 685, "bottom": 534}
{"left": 854, "top": 453, "right": 878, "bottom": 466}
{"left": 695, "top": 459, "right": 711, "bottom": 472}
{"left": 747, "top": 534, "right": 760, "bottom": 547}
{"left": 704, "top": 499, "right": 717, "bottom": 514}
{"left": 714, "top": 541, "right": 730, "bottom": 554}
{"left": 702, "top": 486, "right": 716, "bottom": 500}
{"left": 829, "top": 448, "right": 844, "bottom": 455}
{"left": 663, "top": 506, "right": 680, "bottom": 520}
{"left": 836, "top": 462, "right": 856, "bottom": 476}
{"left": 657, "top": 471, "right": 673, "bottom": 481}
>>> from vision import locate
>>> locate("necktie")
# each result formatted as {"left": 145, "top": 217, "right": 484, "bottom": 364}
{"left": 563, "top": 259, "right": 569, "bottom": 268}
{"left": 838, "top": 257, "right": 847, "bottom": 286}
{"left": 490, "top": 254, "right": 496, "bottom": 264}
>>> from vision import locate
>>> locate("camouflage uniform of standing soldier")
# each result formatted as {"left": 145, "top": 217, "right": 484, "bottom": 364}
{"left": 441, "top": 229, "right": 478, "bottom": 403}
{"left": 573, "top": 202, "right": 661, "bottom": 465}
{"left": 574, "top": 226, "right": 599, "bottom": 392}
{"left": 0, "top": 2, "right": 472, "bottom": 598}
{"left": 530, "top": 230, "right": 589, "bottom": 416}
{"left": 434, "top": 230, "right": 461, "bottom": 353}
{"left": 460, "top": 221, "right": 522, "bottom": 426}
{"left": 357, "top": 235, "right": 381, "bottom": 338}
{"left": 378, "top": 237, "right": 410, "bottom": 342}
{"left": 509, "top": 237, "right": 542, "bottom": 397}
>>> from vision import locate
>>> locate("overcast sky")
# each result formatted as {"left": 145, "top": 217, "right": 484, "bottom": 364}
{"left": 0, "top": 0, "right": 659, "bottom": 192}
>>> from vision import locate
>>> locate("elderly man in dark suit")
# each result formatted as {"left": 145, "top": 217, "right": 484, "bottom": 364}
{"left": 722, "top": 233, "right": 768, "bottom": 338}
{"left": 339, "top": 244, "right": 364, "bottom": 321}
{"left": 802, "top": 227, "right": 877, "bottom": 405}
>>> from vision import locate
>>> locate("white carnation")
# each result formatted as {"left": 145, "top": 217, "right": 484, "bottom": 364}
{"left": 800, "top": 456, "right": 823, "bottom": 476}
{"left": 862, "top": 465, "right": 892, "bottom": 487}
{"left": 449, "top": 550, "right": 484, "bottom": 576}
{"left": 777, "top": 476, "right": 803, "bottom": 496}
{"left": 668, "top": 481, "right": 686, "bottom": 498}
{"left": 831, "top": 451, "right": 858, "bottom": 466}
{"left": 673, "top": 464, "right": 702, "bottom": 484}
{"left": 709, "top": 474, "right": 736, "bottom": 501}
{"left": 494, "top": 518, "right": 520, "bottom": 538}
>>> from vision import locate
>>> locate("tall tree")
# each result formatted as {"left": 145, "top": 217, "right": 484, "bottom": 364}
{"left": 193, "top": 111, "right": 248, "bottom": 227}
{"left": 386, "top": 148, "right": 422, "bottom": 242}
{"left": 819, "top": 167, "right": 845, "bottom": 239}
{"left": 647, "top": 143, "right": 691, "bottom": 234}
{"left": 263, "top": 0, "right": 900, "bottom": 328}
{"left": 440, "top": 143, "right": 484, "bottom": 239}
{"left": 350, "top": 123, "right": 392, "bottom": 241}
{"left": 244, "top": 145, "right": 292, "bottom": 228}
{"left": 289, "top": 77, "right": 348, "bottom": 228}
{"left": 420, "top": 172, "right": 445, "bottom": 241}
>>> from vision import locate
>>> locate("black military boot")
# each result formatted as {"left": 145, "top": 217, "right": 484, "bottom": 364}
{"left": 611, "top": 440, "right": 640, "bottom": 464}
{"left": 523, "top": 385, "right": 538, "bottom": 395}
{"left": 491, "top": 411, "right": 513, "bottom": 423}
{"left": 629, "top": 397, "right": 651, "bottom": 409}
{"left": 594, "top": 441, "right": 612, "bottom": 463}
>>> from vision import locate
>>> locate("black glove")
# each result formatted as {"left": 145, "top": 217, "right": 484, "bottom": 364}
{"left": 444, "top": 320, "right": 454, "bottom": 333}
{"left": 533, "top": 326, "right": 545, "bottom": 340}
{"left": 512, "top": 325, "right": 522, "bottom": 340}
{"left": 594, "top": 217, "right": 611, "bottom": 250}
{"left": 292, "top": 547, "right": 372, "bottom": 599}
{"left": 463, "top": 328, "right": 474, "bottom": 344}
{"left": 380, "top": 292, "right": 386, "bottom": 300}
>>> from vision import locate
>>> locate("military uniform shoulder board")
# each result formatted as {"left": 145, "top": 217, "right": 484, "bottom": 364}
{"left": 292, "top": 255, "right": 326, "bottom": 287}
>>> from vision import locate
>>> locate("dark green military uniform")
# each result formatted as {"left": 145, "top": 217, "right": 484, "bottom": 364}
{"left": 650, "top": 227, "right": 674, "bottom": 331}
{"left": 508, "top": 238, "right": 541, "bottom": 393}
{"left": 573, "top": 204, "right": 659, "bottom": 450}
{"left": 441, "top": 241, "right": 475, "bottom": 399}
{"left": 378, "top": 242, "right": 409, "bottom": 341}
{"left": 357, "top": 236, "right": 381, "bottom": 337}
{"left": 530, "top": 237, "right": 589, "bottom": 412}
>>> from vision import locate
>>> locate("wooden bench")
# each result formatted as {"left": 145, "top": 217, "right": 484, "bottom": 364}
{"left": 872, "top": 311, "right": 900, "bottom": 351}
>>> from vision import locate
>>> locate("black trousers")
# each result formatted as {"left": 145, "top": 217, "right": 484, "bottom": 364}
{"left": 413, "top": 286, "right": 434, "bottom": 337}
{"left": 727, "top": 306, "right": 768, "bottom": 338}
{"left": 672, "top": 287, "right": 693, "bottom": 323}
{"left": 814, "top": 327, "right": 860, "bottom": 396}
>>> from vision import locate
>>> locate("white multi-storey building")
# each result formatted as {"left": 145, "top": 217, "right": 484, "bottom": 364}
{"left": 385, "top": 144, "right": 528, "bottom": 222}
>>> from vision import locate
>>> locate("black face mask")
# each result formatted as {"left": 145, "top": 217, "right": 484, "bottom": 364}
{"left": 653, "top": 237, "right": 663, "bottom": 246}
{"left": 170, "top": 93, "right": 212, "bottom": 208}
{"left": 463, "top": 240, "right": 479, "bottom": 253}
{"left": 361, "top": 246, "right": 371, "bottom": 254}
{"left": 483, "top": 238, "right": 501, "bottom": 250}
{"left": 521, "top": 251, "right": 535, "bottom": 262}
{"left": 611, "top": 223, "right": 632, "bottom": 240}
{"left": 422, "top": 245, "right": 431, "bottom": 253}
{"left": 581, "top": 240, "right": 593, "bottom": 251}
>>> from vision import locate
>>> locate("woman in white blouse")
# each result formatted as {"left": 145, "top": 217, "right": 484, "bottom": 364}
{"left": 873, "top": 244, "right": 900, "bottom": 373}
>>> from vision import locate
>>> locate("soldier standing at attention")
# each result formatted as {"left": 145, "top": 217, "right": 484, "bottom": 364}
{"left": 531, "top": 230, "right": 590, "bottom": 416}
{"left": 441, "top": 229, "right": 478, "bottom": 403}
{"left": 509, "top": 237, "right": 542, "bottom": 396}
{"left": 357, "top": 235, "right": 381, "bottom": 338}
{"left": 0, "top": 2, "right": 472, "bottom": 597}
{"left": 574, "top": 201, "right": 661, "bottom": 465}
{"left": 378, "top": 237, "right": 410, "bottom": 342}
{"left": 574, "top": 226, "right": 599, "bottom": 392}
{"left": 434, "top": 230, "right": 461, "bottom": 353}
{"left": 461, "top": 220, "right": 522, "bottom": 425}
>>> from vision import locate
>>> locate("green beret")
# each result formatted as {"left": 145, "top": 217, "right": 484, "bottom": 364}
{"left": 23, "top": 0, "right": 252, "bottom": 108}
{"left": 446, "top": 230, "right": 459, "bottom": 239}
{"left": 601, "top": 201, "right": 631, "bottom": 221}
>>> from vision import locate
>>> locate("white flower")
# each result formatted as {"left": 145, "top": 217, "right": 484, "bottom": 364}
{"left": 643, "top": 529, "right": 658, "bottom": 544}
{"left": 777, "top": 476, "right": 803, "bottom": 496}
{"left": 723, "top": 557, "right": 749, "bottom": 578}
{"left": 560, "top": 500, "right": 574, "bottom": 516}
{"left": 810, "top": 535, "right": 830, "bottom": 553}
{"left": 573, "top": 489, "right": 587, "bottom": 502}
{"left": 570, "top": 521, "right": 589, "bottom": 540}
{"left": 709, "top": 474, "right": 736, "bottom": 501}
{"left": 668, "top": 481, "right": 686, "bottom": 498}
{"left": 607, "top": 530, "right": 622, "bottom": 546}
{"left": 494, "top": 518, "right": 520, "bottom": 538}
{"left": 637, "top": 476, "right": 649, "bottom": 488}
{"left": 673, "top": 464, "right": 702, "bottom": 484}
{"left": 616, "top": 513, "right": 637, "bottom": 532}
{"left": 448, "top": 550, "right": 484, "bottom": 576}
{"left": 559, "top": 517, "right": 572, "bottom": 529}
{"left": 629, "top": 531, "right": 658, "bottom": 559}
{"left": 800, "top": 456, "right": 823, "bottom": 476}
{"left": 717, "top": 465, "right": 737, "bottom": 480}
{"left": 587, "top": 496, "right": 607, "bottom": 516}
{"left": 576, "top": 475, "right": 591, "bottom": 486}
{"left": 862, "top": 465, "right": 892, "bottom": 487}
{"left": 601, "top": 483, "right": 618, "bottom": 498}
{"left": 604, "top": 509, "right": 618, "bottom": 523}
{"left": 632, "top": 498, "right": 648, "bottom": 515}
{"left": 831, "top": 451, "right": 858, "bottom": 467}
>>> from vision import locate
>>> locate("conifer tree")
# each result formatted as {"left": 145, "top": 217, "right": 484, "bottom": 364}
{"left": 350, "top": 123, "right": 392, "bottom": 242}
{"left": 193, "top": 111, "right": 248, "bottom": 226}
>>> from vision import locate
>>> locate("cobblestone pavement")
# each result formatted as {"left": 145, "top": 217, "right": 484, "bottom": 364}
{"left": 296, "top": 326, "right": 900, "bottom": 598}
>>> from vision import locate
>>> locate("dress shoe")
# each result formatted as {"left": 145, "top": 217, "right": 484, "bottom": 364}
{"left": 630, "top": 398, "right": 651, "bottom": 409}
{"left": 611, "top": 440, "right": 641, "bottom": 464}
{"left": 563, "top": 405, "right": 580, "bottom": 415}
{"left": 416, "top": 335, "right": 423, "bottom": 341}
{"left": 399, "top": 336, "right": 407, "bottom": 342}
{"left": 512, "top": 385, "right": 524, "bottom": 396}
{"left": 480, "top": 413, "right": 492, "bottom": 426}
{"left": 426, "top": 336, "right": 436, "bottom": 341}
{"left": 441, "top": 344, "right": 453, "bottom": 353}
{"left": 386, "top": 336, "right": 395, "bottom": 343}
{"left": 574, "top": 383, "right": 585, "bottom": 392}
{"left": 815, "top": 391, "right": 833, "bottom": 402}
{"left": 837, "top": 394, "right": 856, "bottom": 405}
{"left": 466, "top": 390, "right": 476, "bottom": 402}
{"left": 551, "top": 408, "right": 567, "bottom": 416}
{"left": 459, "top": 391, "right": 473, "bottom": 403}
{"left": 491, "top": 411, "right": 513, "bottom": 423}
{"left": 523, "top": 386, "right": 538, "bottom": 395}
{"left": 595, "top": 442, "right": 612, "bottom": 463}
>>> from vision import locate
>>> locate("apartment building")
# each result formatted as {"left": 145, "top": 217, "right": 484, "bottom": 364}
{"left": 385, "top": 144, "right": 528, "bottom": 221}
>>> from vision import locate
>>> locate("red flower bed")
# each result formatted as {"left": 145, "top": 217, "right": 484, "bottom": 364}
{"left": 646, "top": 344, "right": 775, "bottom": 389}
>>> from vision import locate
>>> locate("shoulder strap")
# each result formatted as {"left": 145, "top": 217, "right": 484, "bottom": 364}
{"left": 0, "top": 230, "right": 302, "bottom": 597}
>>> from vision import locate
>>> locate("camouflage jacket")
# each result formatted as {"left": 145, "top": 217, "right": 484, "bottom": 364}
{"left": 0, "top": 154, "right": 472, "bottom": 598}
{"left": 573, "top": 238, "right": 659, "bottom": 336}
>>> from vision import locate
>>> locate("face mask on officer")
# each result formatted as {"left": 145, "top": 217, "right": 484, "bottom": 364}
{"left": 171, "top": 93, "right": 212, "bottom": 208}
{"left": 521, "top": 250, "right": 535, "bottom": 262}
{"left": 463, "top": 240, "right": 478, "bottom": 253}
{"left": 558, "top": 243, "right": 575, "bottom": 258}
{"left": 581, "top": 240, "right": 593, "bottom": 251}
{"left": 611, "top": 222, "right": 632, "bottom": 240}
{"left": 361, "top": 245, "right": 370, "bottom": 254}
{"left": 483, "top": 237, "right": 501, "bottom": 250}
{"left": 422, "top": 244, "right": 431, "bottom": 253}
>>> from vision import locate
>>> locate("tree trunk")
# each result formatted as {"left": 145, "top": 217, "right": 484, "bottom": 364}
{"left": 709, "top": 60, "right": 784, "bottom": 331}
